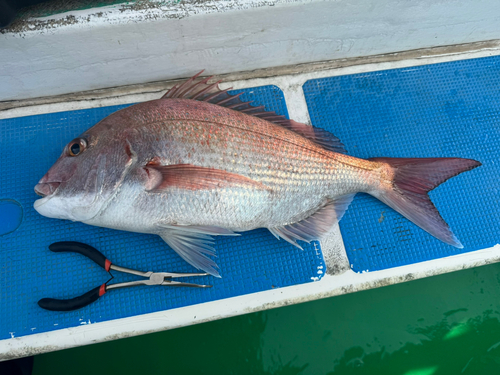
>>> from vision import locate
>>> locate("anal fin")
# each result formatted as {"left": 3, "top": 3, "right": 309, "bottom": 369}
{"left": 269, "top": 195, "right": 354, "bottom": 248}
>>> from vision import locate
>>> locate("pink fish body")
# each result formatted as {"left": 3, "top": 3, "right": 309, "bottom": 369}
{"left": 34, "top": 73, "right": 481, "bottom": 276}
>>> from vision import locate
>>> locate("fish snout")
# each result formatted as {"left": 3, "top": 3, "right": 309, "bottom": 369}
{"left": 34, "top": 182, "right": 61, "bottom": 197}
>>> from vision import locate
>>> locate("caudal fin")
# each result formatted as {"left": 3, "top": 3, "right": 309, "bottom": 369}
{"left": 369, "top": 157, "right": 481, "bottom": 248}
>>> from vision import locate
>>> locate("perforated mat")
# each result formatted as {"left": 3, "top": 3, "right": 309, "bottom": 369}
{"left": 304, "top": 56, "right": 499, "bottom": 273}
{"left": 0, "top": 85, "right": 325, "bottom": 340}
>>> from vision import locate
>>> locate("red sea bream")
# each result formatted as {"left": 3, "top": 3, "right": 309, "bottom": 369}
{"left": 33, "top": 72, "right": 481, "bottom": 276}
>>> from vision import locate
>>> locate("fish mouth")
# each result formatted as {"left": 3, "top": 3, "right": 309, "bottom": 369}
{"left": 34, "top": 182, "right": 61, "bottom": 198}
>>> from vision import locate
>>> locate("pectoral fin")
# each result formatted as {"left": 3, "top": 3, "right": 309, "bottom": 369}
{"left": 157, "top": 222, "right": 240, "bottom": 236}
{"left": 157, "top": 223, "right": 243, "bottom": 277}
{"left": 158, "top": 227, "right": 230, "bottom": 277}
{"left": 144, "top": 164, "right": 269, "bottom": 192}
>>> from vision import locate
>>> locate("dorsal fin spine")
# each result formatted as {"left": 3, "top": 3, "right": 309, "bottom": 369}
{"left": 191, "top": 79, "right": 221, "bottom": 100}
{"left": 260, "top": 116, "right": 283, "bottom": 120}
{"left": 173, "top": 70, "right": 203, "bottom": 97}
{"left": 226, "top": 101, "right": 252, "bottom": 109}
{"left": 204, "top": 88, "right": 232, "bottom": 103}
{"left": 162, "top": 84, "right": 179, "bottom": 99}
{"left": 216, "top": 92, "right": 243, "bottom": 105}
{"left": 240, "top": 105, "right": 265, "bottom": 113}
{"left": 179, "top": 75, "right": 211, "bottom": 99}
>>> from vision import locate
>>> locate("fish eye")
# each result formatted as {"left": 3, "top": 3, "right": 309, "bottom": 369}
{"left": 68, "top": 138, "right": 87, "bottom": 157}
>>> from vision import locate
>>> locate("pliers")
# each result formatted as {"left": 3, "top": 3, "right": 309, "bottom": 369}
{"left": 38, "top": 241, "right": 212, "bottom": 311}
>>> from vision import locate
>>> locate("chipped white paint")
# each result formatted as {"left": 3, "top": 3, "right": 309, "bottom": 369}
{"left": 3, "top": 0, "right": 500, "bottom": 101}
{"left": 16, "top": 0, "right": 311, "bottom": 32}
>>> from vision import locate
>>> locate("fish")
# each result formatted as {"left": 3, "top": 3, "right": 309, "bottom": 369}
{"left": 34, "top": 71, "right": 481, "bottom": 276}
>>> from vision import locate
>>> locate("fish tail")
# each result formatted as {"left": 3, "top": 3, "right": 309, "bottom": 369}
{"left": 368, "top": 157, "right": 481, "bottom": 248}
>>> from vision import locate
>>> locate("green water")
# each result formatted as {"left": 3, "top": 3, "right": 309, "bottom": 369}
{"left": 33, "top": 263, "right": 500, "bottom": 374}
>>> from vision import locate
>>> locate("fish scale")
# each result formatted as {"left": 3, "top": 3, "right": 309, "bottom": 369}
{"left": 34, "top": 73, "right": 481, "bottom": 276}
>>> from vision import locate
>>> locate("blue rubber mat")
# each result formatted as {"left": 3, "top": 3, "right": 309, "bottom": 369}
{"left": 304, "top": 56, "right": 499, "bottom": 273}
{"left": 0, "top": 85, "right": 325, "bottom": 340}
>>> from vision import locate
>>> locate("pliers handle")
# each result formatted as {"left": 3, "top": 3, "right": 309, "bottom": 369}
{"left": 38, "top": 241, "right": 211, "bottom": 312}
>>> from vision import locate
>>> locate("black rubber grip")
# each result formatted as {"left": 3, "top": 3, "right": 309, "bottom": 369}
{"left": 38, "top": 285, "right": 103, "bottom": 311}
{"left": 49, "top": 241, "right": 107, "bottom": 269}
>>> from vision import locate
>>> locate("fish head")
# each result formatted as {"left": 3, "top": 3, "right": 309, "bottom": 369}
{"left": 34, "top": 129, "right": 133, "bottom": 222}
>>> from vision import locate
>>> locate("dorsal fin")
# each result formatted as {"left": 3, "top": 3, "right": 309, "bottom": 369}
{"left": 161, "top": 71, "right": 347, "bottom": 154}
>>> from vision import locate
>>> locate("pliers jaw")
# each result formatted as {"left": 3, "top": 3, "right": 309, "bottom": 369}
{"left": 38, "top": 242, "right": 212, "bottom": 311}
{"left": 105, "top": 270, "right": 212, "bottom": 290}
{"left": 156, "top": 272, "right": 213, "bottom": 288}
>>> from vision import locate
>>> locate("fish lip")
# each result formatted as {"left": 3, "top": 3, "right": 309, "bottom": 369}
{"left": 33, "top": 195, "right": 50, "bottom": 212}
{"left": 34, "top": 182, "right": 61, "bottom": 198}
